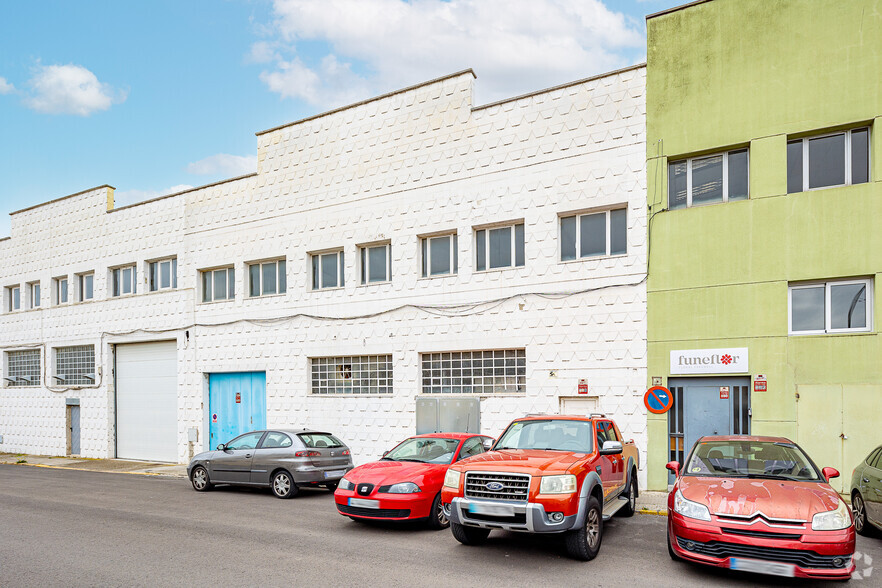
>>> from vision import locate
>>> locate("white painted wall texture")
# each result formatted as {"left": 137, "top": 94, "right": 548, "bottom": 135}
{"left": 0, "top": 67, "right": 649, "bottom": 485}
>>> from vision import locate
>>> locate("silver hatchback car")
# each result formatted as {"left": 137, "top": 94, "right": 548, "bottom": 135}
{"left": 188, "top": 429, "right": 353, "bottom": 498}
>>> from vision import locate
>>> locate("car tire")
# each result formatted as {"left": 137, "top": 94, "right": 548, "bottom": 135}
{"left": 565, "top": 495, "right": 603, "bottom": 561}
{"left": 618, "top": 471, "right": 637, "bottom": 517}
{"left": 190, "top": 466, "right": 213, "bottom": 492}
{"left": 852, "top": 492, "right": 872, "bottom": 537}
{"left": 271, "top": 470, "right": 298, "bottom": 499}
{"left": 451, "top": 522, "right": 491, "bottom": 545}
{"left": 427, "top": 492, "right": 449, "bottom": 530}
{"left": 667, "top": 529, "right": 682, "bottom": 561}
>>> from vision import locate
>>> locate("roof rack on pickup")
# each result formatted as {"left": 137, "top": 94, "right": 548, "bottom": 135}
{"left": 589, "top": 413, "right": 607, "bottom": 418}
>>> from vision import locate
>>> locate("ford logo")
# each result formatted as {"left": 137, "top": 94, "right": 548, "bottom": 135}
{"left": 485, "top": 482, "right": 505, "bottom": 491}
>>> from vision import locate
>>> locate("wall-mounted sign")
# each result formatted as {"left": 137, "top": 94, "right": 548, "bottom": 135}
{"left": 211, "top": 413, "right": 218, "bottom": 423}
{"left": 670, "top": 348, "right": 748, "bottom": 375}
{"left": 652, "top": 376, "right": 663, "bottom": 387}
{"left": 754, "top": 374, "right": 767, "bottom": 392}
{"left": 577, "top": 379, "right": 588, "bottom": 395}
{"left": 719, "top": 386, "right": 730, "bottom": 399}
{"left": 235, "top": 392, "right": 241, "bottom": 404}
{"left": 644, "top": 386, "right": 674, "bottom": 414}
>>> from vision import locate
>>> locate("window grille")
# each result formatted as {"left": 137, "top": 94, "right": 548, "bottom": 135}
{"left": 421, "top": 349, "right": 526, "bottom": 394}
{"left": 55, "top": 345, "right": 95, "bottom": 386}
{"left": 6, "top": 349, "right": 40, "bottom": 387}
{"left": 311, "top": 355, "right": 392, "bottom": 394}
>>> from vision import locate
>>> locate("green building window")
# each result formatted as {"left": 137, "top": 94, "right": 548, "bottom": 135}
{"left": 787, "top": 127, "right": 869, "bottom": 193}
{"left": 668, "top": 149, "right": 749, "bottom": 209}
{"left": 789, "top": 278, "right": 872, "bottom": 335}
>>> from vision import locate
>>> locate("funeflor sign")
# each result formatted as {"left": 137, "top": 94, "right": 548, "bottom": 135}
{"left": 670, "top": 348, "right": 749, "bottom": 374}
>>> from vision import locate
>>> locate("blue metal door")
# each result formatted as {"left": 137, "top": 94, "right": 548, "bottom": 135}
{"left": 208, "top": 372, "right": 267, "bottom": 450}
{"left": 70, "top": 405, "right": 80, "bottom": 455}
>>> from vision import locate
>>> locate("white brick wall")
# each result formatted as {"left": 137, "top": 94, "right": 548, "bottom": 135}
{"left": 0, "top": 67, "right": 649, "bottom": 486}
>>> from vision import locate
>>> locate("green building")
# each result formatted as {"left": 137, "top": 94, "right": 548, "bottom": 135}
{"left": 645, "top": 0, "right": 882, "bottom": 491}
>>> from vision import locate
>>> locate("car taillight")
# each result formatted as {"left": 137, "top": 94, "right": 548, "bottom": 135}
{"left": 342, "top": 450, "right": 350, "bottom": 456}
{"left": 295, "top": 450, "right": 321, "bottom": 457}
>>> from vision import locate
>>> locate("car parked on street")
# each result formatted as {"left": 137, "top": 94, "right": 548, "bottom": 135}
{"left": 188, "top": 429, "right": 353, "bottom": 498}
{"left": 335, "top": 433, "right": 494, "bottom": 529}
{"left": 851, "top": 443, "right": 882, "bottom": 537}
{"left": 666, "top": 435, "right": 855, "bottom": 581}
{"left": 440, "top": 415, "right": 640, "bottom": 560}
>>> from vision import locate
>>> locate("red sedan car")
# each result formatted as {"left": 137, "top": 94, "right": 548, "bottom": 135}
{"left": 667, "top": 435, "right": 855, "bottom": 581}
{"left": 335, "top": 433, "right": 493, "bottom": 529}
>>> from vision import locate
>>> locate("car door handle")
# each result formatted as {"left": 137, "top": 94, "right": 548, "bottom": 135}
{"left": 245, "top": 454, "right": 252, "bottom": 458}
{"left": 864, "top": 477, "right": 871, "bottom": 483}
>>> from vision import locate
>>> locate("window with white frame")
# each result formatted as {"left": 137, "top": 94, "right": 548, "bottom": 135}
{"left": 668, "top": 149, "right": 749, "bottom": 209}
{"left": 421, "top": 233, "right": 457, "bottom": 277}
{"left": 148, "top": 258, "right": 177, "bottom": 292}
{"left": 787, "top": 127, "right": 869, "bottom": 193}
{"left": 111, "top": 265, "right": 137, "bottom": 297}
{"left": 77, "top": 273, "right": 94, "bottom": 302}
{"left": 54, "top": 345, "right": 95, "bottom": 386}
{"left": 560, "top": 208, "right": 627, "bottom": 261}
{"left": 201, "top": 267, "right": 235, "bottom": 302}
{"left": 5, "top": 349, "right": 40, "bottom": 387}
{"left": 29, "top": 282, "right": 41, "bottom": 308}
{"left": 421, "top": 349, "right": 526, "bottom": 394}
{"left": 7, "top": 285, "right": 20, "bottom": 311}
{"left": 54, "top": 276, "right": 68, "bottom": 304}
{"left": 248, "top": 259, "right": 286, "bottom": 297}
{"left": 475, "top": 223, "right": 525, "bottom": 271}
{"left": 789, "top": 278, "right": 872, "bottom": 335}
{"left": 311, "top": 250, "right": 344, "bottom": 290}
{"left": 359, "top": 243, "right": 391, "bottom": 284}
{"left": 311, "top": 355, "right": 392, "bottom": 394}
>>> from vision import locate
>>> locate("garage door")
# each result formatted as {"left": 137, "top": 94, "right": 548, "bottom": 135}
{"left": 116, "top": 341, "right": 178, "bottom": 462}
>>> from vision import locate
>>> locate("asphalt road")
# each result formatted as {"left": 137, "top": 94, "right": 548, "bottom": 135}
{"left": 0, "top": 465, "right": 878, "bottom": 587}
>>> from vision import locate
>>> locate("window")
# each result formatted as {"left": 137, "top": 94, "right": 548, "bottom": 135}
{"left": 788, "top": 127, "right": 869, "bottom": 193}
{"left": 359, "top": 243, "right": 391, "bottom": 284}
{"left": 311, "top": 355, "right": 392, "bottom": 394}
{"left": 421, "top": 233, "right": 458, "bottom": 277}
{"left": 201, "top": 267, "right": 235, "bottom": 302}
{"left": 7, "top": 286, "right": 20, "bottom": 311}
{"left": 28, "top": 282, "right": 40, "bottom": 309}
{"left": 225, "top": 432, "right": 264, "bottom": 450}
{"left": 421, "top": 349, "right": 526, "bottom": 394}
{"left": 54, "top": 345, "right": 95, "bottom": 386}
{"left": 54, "top": 276, "right": 69, "bottom": 304}
{"left": 789, "top": 278, "right": 872, "bottom": 335}
{"left": 111, "top": 265, "right": 137, "bottom": 297}
{"left": 668, "top": 149, "right": 749, "bottom": 209}
{"left": 5, "top": 349, "right": 40, "bottom": 387}
{"left": 77, "top": 273, "right": 93, "bottom": 302}
{"left": 475, "top": 223, "right": 525, "bottom": 271}
{"left": 248, "top": 259, "right": 286, "bottom": 297}
{"left": 149, "top": 258, "right": 177, "bottom": 292}
{"left": 259, "top": 432, "right": 293, "bottom": 449}
{"left": 560, "top": 208, "right": 627, "bottom": 261}
{"left": 311, "top": 250, "right": 344, "bottom": 290}
{"left": 458, "top": 437, "right": 488, "bottom": 461}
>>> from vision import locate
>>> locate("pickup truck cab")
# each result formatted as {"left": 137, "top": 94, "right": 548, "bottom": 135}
{"left": 440, "top": 414, "right": 639, "bottom": 560}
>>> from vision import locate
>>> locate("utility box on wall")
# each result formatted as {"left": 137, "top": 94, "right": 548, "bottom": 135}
{"left": 416, "top": 397, "right": 480, "bottom": 434}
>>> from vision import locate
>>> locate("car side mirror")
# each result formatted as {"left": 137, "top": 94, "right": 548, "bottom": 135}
{"left": 216, "top": 443, "right": 226, "bottom": 451}
{"left": 666, "top": 461, "right": 681, "bottom": 477}
{"left": 822, "top": 467, "right": 840, "bottom": 481}
{"left": 482, "top": 439, "right": 494, "bottom": 451}
{"left": 382, "top": 450, "right": 389, "bottom": 457}
{"left": 599, "top": 440, "right": 623, "bottom": 455}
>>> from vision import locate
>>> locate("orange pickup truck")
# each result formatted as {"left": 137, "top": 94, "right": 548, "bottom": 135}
{"left": 440, "top": 414, "right": 640, "bottom": 560}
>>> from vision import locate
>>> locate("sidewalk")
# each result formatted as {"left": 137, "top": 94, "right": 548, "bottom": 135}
{"left": 0, "top": 452, "right": 188, "bottom": 478}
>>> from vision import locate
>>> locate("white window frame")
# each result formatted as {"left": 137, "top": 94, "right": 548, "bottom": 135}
{"left": 28, "top": 281, "right": 41, "bottom": 309}
{"left": 559, "top": 208, "right": 627, "bottom": 261}
{"left": 669, "top": 149, "right": 749, "bottom": 208}
{"left": 421, "top": 233, "right": 458, "bottom": 278}
{"left": 247, "top": 258, "right": 286, "bottom": 297}
{"left": 54, "top": 276, "right": 69, "bottom": 305}
{"left": 475, "top": 222, "right": 525, "bottom": 272}
{"left": 111, "top": 264, "right": 137, "bottom": 297}
{"left": 4, "top": 348, "right": 41, "bottom": 387}
{"left": 788, "top": 278, "right": 873, "bottom": 335}
{"left": 789, "top": 127, "right": 870, "bottom": 193}
{"left": 310, "top": 355, "right": 393, "bottom": 395}
{"left": 201, "top": 266, "right": 235, "bottom": 303}
{"left": 359, "top": 242, "right": 392, "bottom": 285}
{"left": 53, "top": 345, "right": 96, "bottom": 386}
{"left": 148, "top": 257, "right": 178, "bottom": 292}
{"left": 311, "top": 249, "right": 345, "bottom": 290}
{"left": 76, "top": 272, "right": 94, "bottom": 302}
{"left": 7, "top": 285, "right": 20, "bottom": 312}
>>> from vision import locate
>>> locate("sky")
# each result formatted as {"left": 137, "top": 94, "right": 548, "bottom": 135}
{"left": 0, "top": 0, "right": 683, "bottom": 237}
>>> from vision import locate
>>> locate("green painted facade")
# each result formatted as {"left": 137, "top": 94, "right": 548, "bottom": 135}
{"left": 645, "top": 0, "right": 882, "bottom": 491}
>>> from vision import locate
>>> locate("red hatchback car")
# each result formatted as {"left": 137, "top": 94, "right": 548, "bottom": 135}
{"left": 667, "top": 435, "right": 855, "bottom": 581}
{"left": 335, "top": 433, "right": 494, "bottom": 529}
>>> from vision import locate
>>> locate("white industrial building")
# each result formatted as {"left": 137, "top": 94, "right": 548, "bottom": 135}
{"left": 0, "top": 66, "right": 648, "bottom": 484}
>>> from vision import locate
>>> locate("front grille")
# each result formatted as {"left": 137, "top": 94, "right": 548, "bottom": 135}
{"left": 466, "top": 512, "right": 527, "bottom": 525}
{"left": 723, "top": 528, "right": 802, "bottom": 540}
{"left": 337, "top": 504, "right": 410, "bottom": 518}
{"left": 356, "top": 483, "right": 375, "bottom": 496}
{"left": 464, "top": 472, "right": 530, "bottom": 502}
{"left": 676, "top": 537, "right": 846, "bottom": 569}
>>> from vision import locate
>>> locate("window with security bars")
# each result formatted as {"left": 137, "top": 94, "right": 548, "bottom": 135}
{"left": 54, "top": 345, "right": 95, "bottom": 386}
{"left": 421, "top": 349, "right": 526, "bottom": 394}
{"left": 6, "top": 349, "right": 40, "bottom": 387}
{"left": 311, "top": 355, "right": 392, "bottom": 394}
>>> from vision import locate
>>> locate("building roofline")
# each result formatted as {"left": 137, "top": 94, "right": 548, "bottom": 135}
{"left": 471, "top": 62, "right": 646, "bottom": 113}
{"left": 108, "top": 172, "right": 257, "bottom": 213}
{"left": 646, "top": 0, "right": 715, "bottom": 20}
{"left": 255, "top": 69, "right": 477, "bottom": 137}
{"left": 10, "top": 184, "right": 116, "bottom": 216}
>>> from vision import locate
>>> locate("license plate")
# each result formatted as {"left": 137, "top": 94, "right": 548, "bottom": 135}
{"left": 468, "top": 503, "right": 514, "bottom": 516}
{"left": 324, "top": 470, "right": 346, "bottom": 479}
{"left": 349, "top": 498, "right": 380, "bottom": 509}
{"left": 730, "top": 558, "right": 795, "bottom": 578}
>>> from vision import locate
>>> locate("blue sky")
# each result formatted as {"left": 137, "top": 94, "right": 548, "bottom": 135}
{"left": 0, "top": 0, "right": 681, "bottom": 236}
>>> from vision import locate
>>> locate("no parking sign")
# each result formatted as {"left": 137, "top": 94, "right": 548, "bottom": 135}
{"left": 644, "top": 386, "right": 673, "bottom": 415}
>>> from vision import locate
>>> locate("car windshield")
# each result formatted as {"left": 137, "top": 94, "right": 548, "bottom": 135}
{"left": 684, "top": 440, "right": 822, "bottom": 481}
{"left": 382, "top": 437, "right": 461, "bottom": 464}
{"left": 495, "top": 420, "right": 593, "bottom": 452}
{"left": 298, "top": 433, "right": 344, "bottom": 448}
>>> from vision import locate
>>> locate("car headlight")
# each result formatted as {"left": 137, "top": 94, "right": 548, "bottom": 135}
{"left": 385, "top": 482, "right": 421, "bottom": 494}
{"left": 338, "top": 477, "right": 354, "bottom": 491}
{"left": 540, "top": 474, "right": 578, "bottom": 494}
{"left": 812, "top": 500, "right": 852, "bottom": 531}
{"left": 673, "top": 488, "right": 712, "bottom": 522}
{"left": 443, "top": 469, "right": 461, "bottom": 489}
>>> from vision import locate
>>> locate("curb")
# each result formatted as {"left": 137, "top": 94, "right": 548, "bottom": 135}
{"left": 5, "top": 461, "right": 187, "bottom": 479}
{"left": 637, "top": 508, "right": 668, "bottom": 516}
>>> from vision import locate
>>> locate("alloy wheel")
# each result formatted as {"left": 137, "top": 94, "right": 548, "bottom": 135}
{"left": 853, "top": 495, "right": 865, "bottom": 533}
{"left": 586, "top": 508, "right": 600, "bottom": 548}
{"left": 192, "top": 467, "right": 207, "bottom": 490}
{"left": 436, "top": 501, "right": 449, "bottom": 527}
{"left": 274, "top": 473, "right": 291, "bottom": 496}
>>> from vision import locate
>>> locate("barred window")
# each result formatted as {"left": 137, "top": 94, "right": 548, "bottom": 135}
{"left": 311, "top": 355, "right": 392, "bottom": 394}
{"left": 421, "top": 349, "right": 526, "bottom": 394}
{"left": 55, "top": 345, "right": 95, "bottom": 386}
{"left": 6, "top": 349, "right": 40, "bottom": 387}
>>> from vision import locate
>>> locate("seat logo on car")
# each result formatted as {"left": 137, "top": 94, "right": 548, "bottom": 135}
{"left": 485, "top": 482, "right": 505, "bottom": 491}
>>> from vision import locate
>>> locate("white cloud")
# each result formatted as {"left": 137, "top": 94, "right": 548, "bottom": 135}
{"left": 255, "top": 0, "right": 644, "bottom": 107}
{"left": 247, "top": 41, "right": 280, "bottom": 64}
{"left": 0, "top": 77, "right": 14, "bottom": 94}
{"left": 25, "top": 64, "right": 126, "bottom": 116}
{"left": 186, "top": 153, "right": 257, "bottom": 176}
{"left": 114, "top": 184, "right": 194, "bottom": 208}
